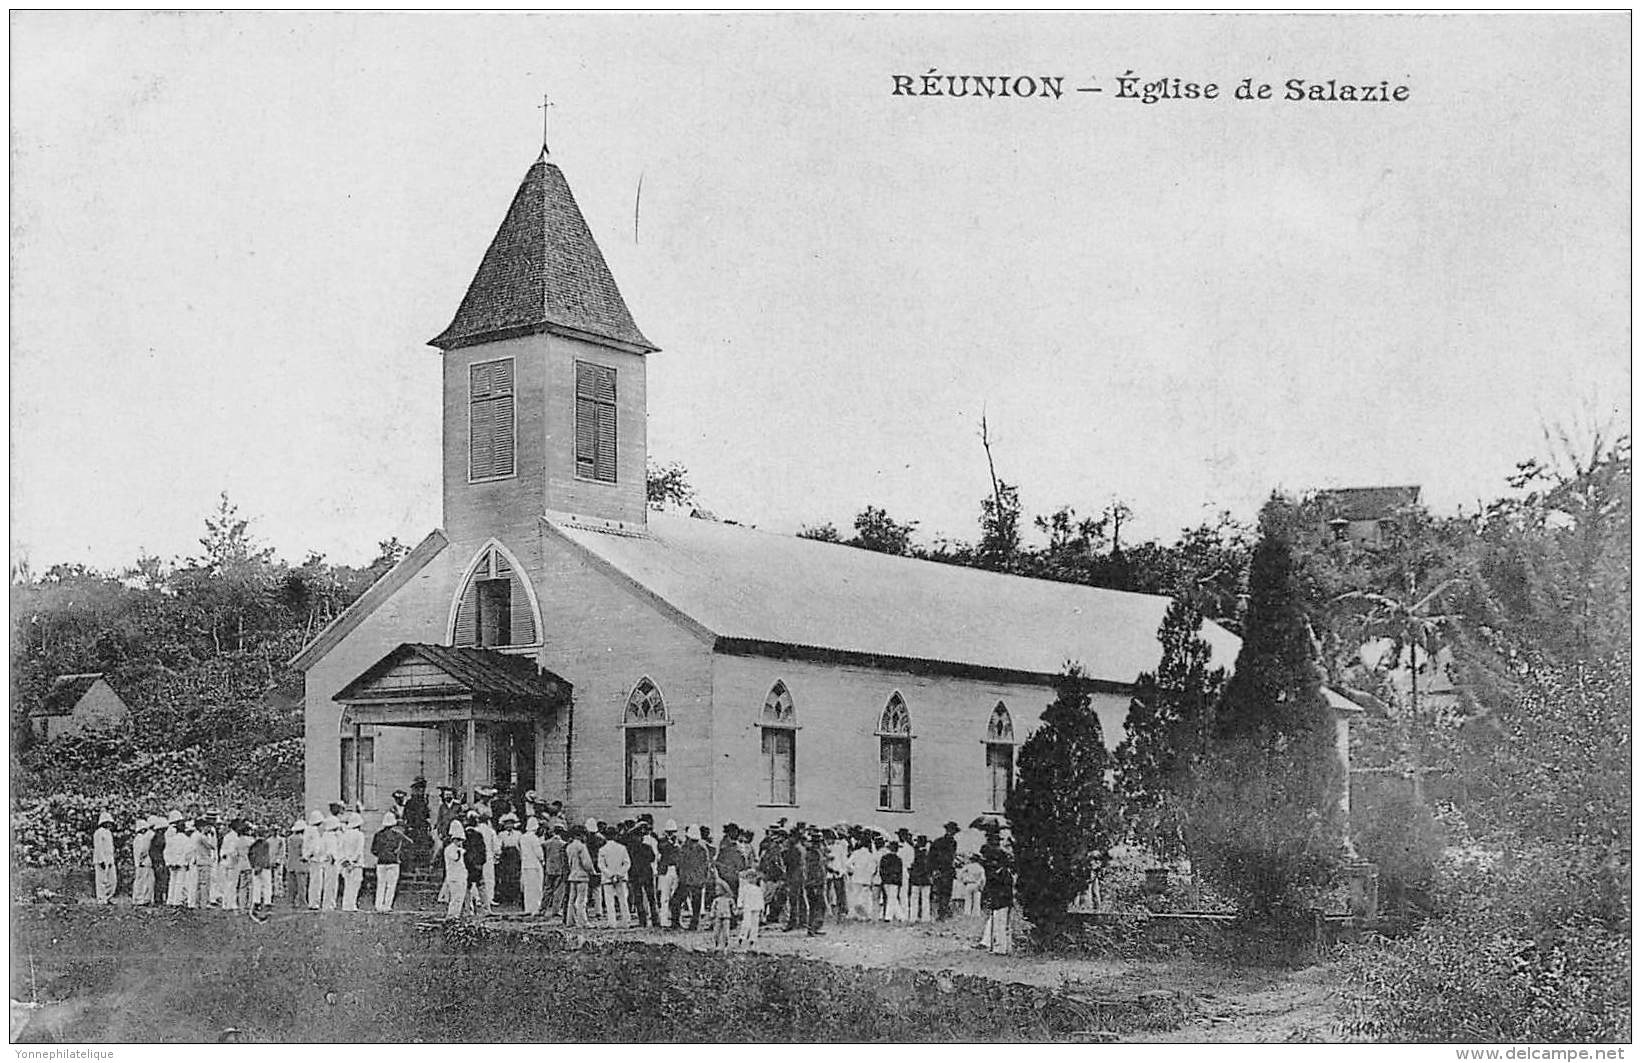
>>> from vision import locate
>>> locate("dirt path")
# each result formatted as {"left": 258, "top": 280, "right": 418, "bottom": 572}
{"left": 495, "top": 909, "right": 1342, "bottom": 1041}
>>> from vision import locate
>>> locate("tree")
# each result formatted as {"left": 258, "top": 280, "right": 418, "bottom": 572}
{"left": 974, "top": 413, "right": 1023, "bottom": 572}
{"left": 1006, "top": 664, "right": 1120, "bottom": 944}
{"left": 849, "top": 506, "right": 919, "bottom": 556}
{"left": 796, "top": 522, "right": 842, "bottom": 543}
{"left": 1113, "top": 600, "right": 1227, "bottom": 865}
{"left": 646, "top": 459, "right": 697, "bottom": 511}
{"left": 1189, "top": 497, "right": 1347, "bottom": 922}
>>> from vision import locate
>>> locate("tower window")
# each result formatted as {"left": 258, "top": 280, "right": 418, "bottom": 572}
{"left": 476, "top": 578, "right": 512, "bottom": 648}
{"left": 469, "top": 358, "right": 516, "bottom": 482}
{"left": 452, "top": 544, "right": 538, "bottom": 648}
{"left": 575, "top": 361, "right": 618, "bottom": 483}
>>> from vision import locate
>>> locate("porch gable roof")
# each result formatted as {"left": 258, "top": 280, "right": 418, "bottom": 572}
{"left": 333, "top": 643, "right": 571, "bottom": 707}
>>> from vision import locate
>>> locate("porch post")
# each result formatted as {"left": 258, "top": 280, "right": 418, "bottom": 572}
{"left": 353, "top": 722, "right": 362, "bottom": 806}
{"left": 465, "top": 718, "right": 477, "bottom": 801}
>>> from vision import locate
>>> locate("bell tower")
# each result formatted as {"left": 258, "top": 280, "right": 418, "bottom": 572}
{"left": 429, "top": 146, "right": 657, "bottom": 546}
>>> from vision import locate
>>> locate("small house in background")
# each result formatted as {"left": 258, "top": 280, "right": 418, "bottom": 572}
{"left": 28, "top": 673, "right": 132, "bottom": 741}
{"left": 1314, "top": 485, "right": 1422, "bottom": 547}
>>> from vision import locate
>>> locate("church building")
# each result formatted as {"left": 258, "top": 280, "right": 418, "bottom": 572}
{"left": 292, "top": 144, "right": 1244, "bottom": 835}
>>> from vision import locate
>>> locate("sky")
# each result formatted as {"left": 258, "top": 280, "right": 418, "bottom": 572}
{"left": 10, "top": 12, "right": 1631, "bottom": 571}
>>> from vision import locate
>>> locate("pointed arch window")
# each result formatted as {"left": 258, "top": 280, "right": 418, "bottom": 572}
{"left": 624, "top": 677, "right": 668, "bottom": 805}
{"left": 760, "top": 681, "right": 796, "bottom": 806}
{"left": 877, "top": 692, "right": 912, "bottom": 812}
{"left": 451, "top": 544, "right": 538, "bottom": 648}
{"left": 985, "top": 702, "right": 1016, "bottom": 813}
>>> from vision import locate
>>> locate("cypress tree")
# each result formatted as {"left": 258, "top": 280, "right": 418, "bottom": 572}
{"left": 1114, "top": 600, "right": 1227, "bottom": 864}
{"left": 1006, "top": 664, "right": 1119, "bottom": 944}
{"left": 1188, "top": 497, "right": 1347, "bottom": 921}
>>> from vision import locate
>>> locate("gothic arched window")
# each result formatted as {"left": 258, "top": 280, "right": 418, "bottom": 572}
{"left": 760, "top": 681, "right": 796, "bottom": 805}
{"left": 877, "top": 692, "right": 912, "bottom": 811}
{"left": 985, "top": 702, "right": 1016, "bottom": 812}
{"left": 624, "top": 677, "right": 667, "bottom": 804}
{"left": 450, "top": 542, "right": 538, "bottom": 648}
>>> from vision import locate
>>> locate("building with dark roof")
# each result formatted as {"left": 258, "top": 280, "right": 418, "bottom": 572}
{"left": 29, "top": 673, "right": 132, "bottom": 741}
{"left": 1314, "top": 485, "right": 1422, "bottom": 547}
{"left": 293, "top": 143, "right": 1349, "bottom": 836}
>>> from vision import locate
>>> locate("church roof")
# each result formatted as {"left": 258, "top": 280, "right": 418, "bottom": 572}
{"left": 429, "top": 152, "right": 657, "bottom": 354}
{"left": 546, "top": 512, "right": 1241, "bottom": 688}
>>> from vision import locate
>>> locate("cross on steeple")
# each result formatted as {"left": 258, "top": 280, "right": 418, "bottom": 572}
{"left": 538, "top": 94, "right": 554, "bottom": 155}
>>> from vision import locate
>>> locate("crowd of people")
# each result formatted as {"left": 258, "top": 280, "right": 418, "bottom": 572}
{"left": 90, "top": 777, "right": 1020, "bottom": 955}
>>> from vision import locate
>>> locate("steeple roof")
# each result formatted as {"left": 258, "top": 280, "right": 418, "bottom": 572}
{"left": 429, "top": 151, "right": 657, "bottom": 354}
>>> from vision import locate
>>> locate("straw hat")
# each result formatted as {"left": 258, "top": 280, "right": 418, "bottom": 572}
{"left": 381, "top": 811, "right": 398, "bottom": 828}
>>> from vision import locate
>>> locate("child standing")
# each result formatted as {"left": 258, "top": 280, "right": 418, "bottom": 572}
{"left": 710, "top": 873, "right": 735, "bottom": 953}
{"left": 736, "top": 868, "right": 765, "bottom": 949}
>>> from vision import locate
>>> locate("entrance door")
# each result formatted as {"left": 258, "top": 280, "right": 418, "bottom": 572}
{"left": 489, "top": 724, "right": 537, "bottom": 812}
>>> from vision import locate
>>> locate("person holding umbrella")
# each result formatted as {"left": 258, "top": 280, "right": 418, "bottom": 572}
{"left": 976, "top": 827, "right": 1014, "bottom": 954}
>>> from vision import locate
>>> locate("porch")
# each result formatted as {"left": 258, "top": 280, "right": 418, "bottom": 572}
{"left": 332, "top": 643, "right": 572, "bottom": 807}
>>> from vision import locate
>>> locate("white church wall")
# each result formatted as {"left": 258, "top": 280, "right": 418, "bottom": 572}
{"left": 533, "top": 525, "right": 716, "bottom": 827}
{"left": 708, "top": 653, "right": 1136, "bottom": 834}
{"left": 302, "top": 549, "right": 458, "bottom": 815}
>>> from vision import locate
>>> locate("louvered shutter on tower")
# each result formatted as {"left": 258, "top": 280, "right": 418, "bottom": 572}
{"left": 470, "top": 359, "right": 516, "bottom": 481}
{"left": 509, "top": 568, "right": 536, "bottom": 644}
{"left": 453, "top": 577, "right": 480, "bottom": 647}
{"left": 574, "top": 361, "right": 617, "bottom": 483}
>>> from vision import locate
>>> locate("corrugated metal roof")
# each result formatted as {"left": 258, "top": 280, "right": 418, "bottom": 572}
{"left": 34, "top": 673, "right": 104, "bottom": 716}
{"left": 547, "top": 513, "right": 1241, "bottom": 686}
{"left": 429, "top": 152, "right": 656, "bottom": 354}
{"left": 333, "top": 643, "right": 571, "bottom": 704}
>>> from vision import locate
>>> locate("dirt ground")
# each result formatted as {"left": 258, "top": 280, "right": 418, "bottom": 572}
{"left": 518, "top": 913, "right": 1341, "bottom": 1042}
{"left": 13, "top": 895, "right": 1342, "bottom": 1042}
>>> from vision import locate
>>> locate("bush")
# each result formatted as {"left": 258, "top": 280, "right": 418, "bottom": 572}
{"left": 241, "top": 737, "right": 303, "bottom": 795}
{"left": 1339, "top": 843, "right": 1631, "bottom": 1042}
{"left": 1350, "top": 782, "right": 1444, "bottom": 913}
{"left": 18, "top": 728, "right": 137, "bottom": 794}
{"left": 11, "top": 788, "right": 302, "bottom": 880}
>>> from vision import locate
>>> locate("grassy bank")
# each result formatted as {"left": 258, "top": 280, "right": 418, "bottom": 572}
{"left": 12, "top": 904, "right": 1185, "bottom": 1042}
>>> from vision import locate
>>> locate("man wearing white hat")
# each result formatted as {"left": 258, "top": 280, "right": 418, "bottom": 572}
{"left": 132, "top": 815, "right": 157, "bottom": 906}
{"left": 302, "top": 811, "right": 325, "bottom": 910}
{"left": 318, "top": 816, "right": 344, "bottom": 910}
{"left": 284, "top": 817, "right": 307, "bottom": 908}
{"left": 92, "top": 812, "right": 117, "bottom": 904}
{"left": 339, "top": 813, "right": 366, "bottom": 912}
{"left": 163, "top": 812, "right": 189, "bottom": 905}
{"left": 179, "top": 818, "right": 204, "bottom": 908}
{"left": 655, "top": 820, "right": 680, "bottom": 928}
{"left": 217, "top": 819, "right": 243, "bottom": 911}
{"left": 372, "top": 811, "right": 409, "bottom": 912}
